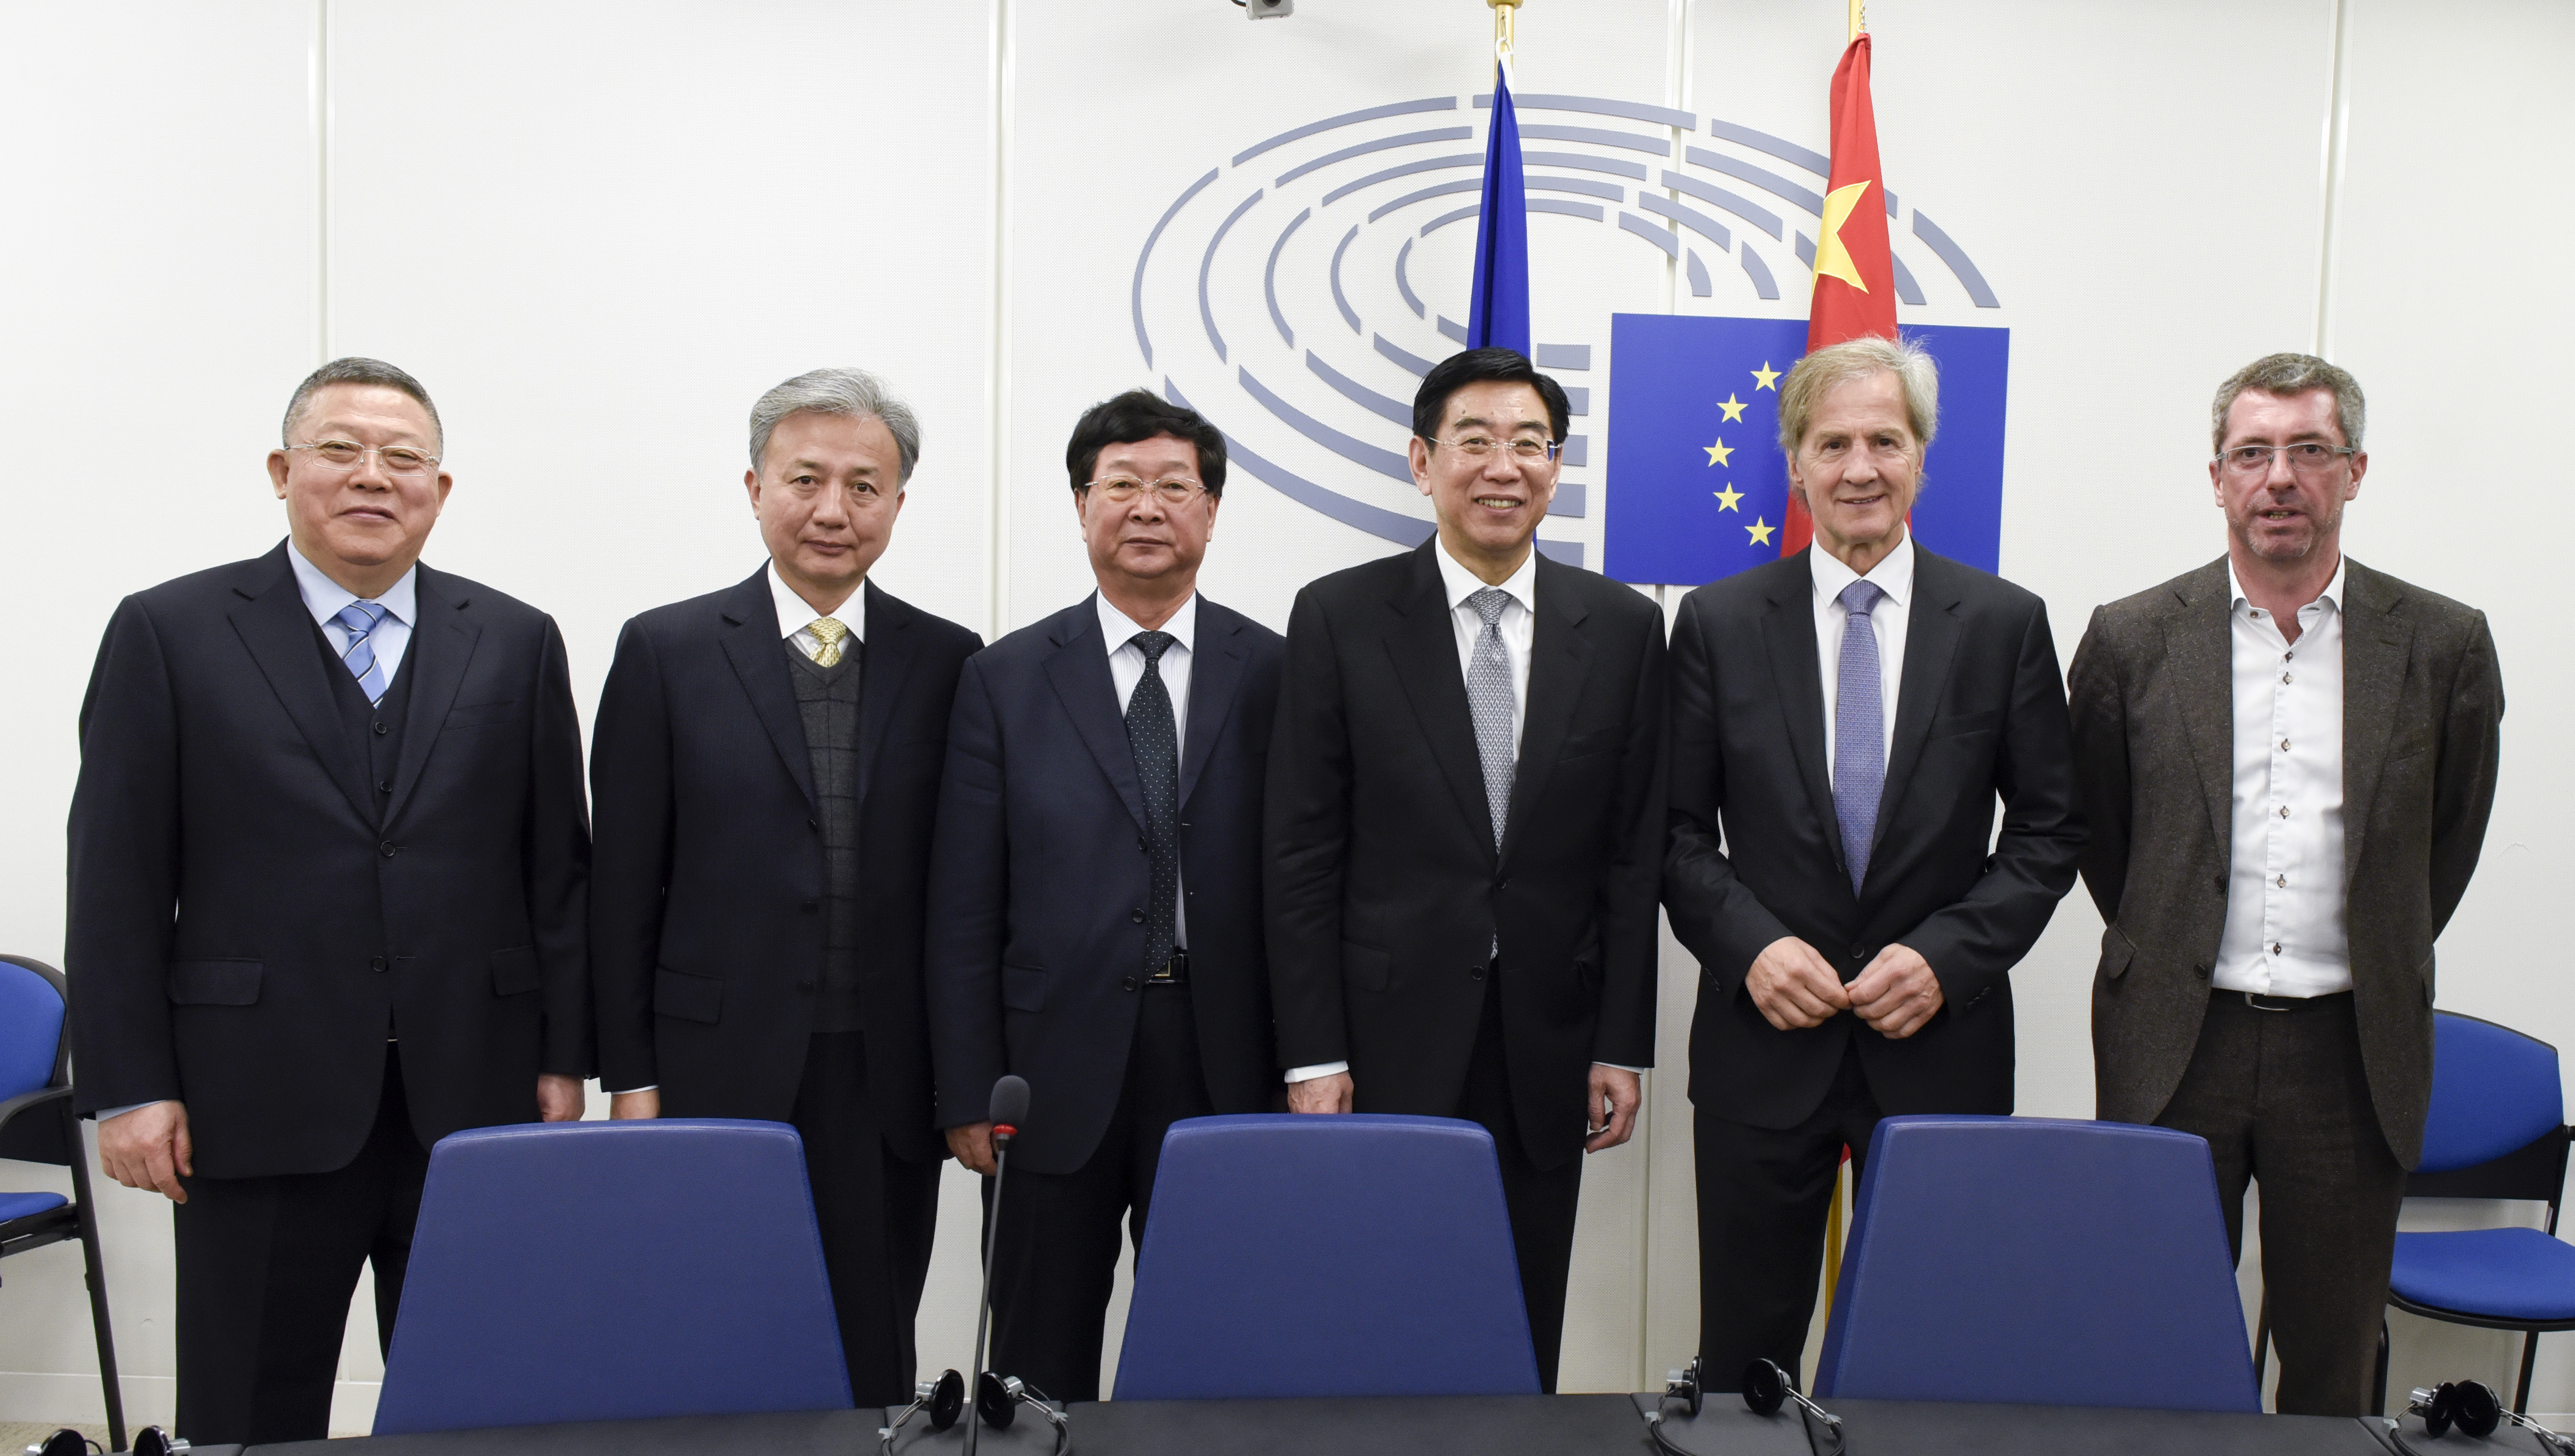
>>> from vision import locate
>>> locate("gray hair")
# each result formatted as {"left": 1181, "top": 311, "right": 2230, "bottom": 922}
{"left": 1777, "top": 334, "right": 1939, "bottom": 462}
{"left": 748, "top": 367, "right": 921, "bottom": 484}
{"left": 282, "top": 357, "right": 442, "bottom": 449}
{"left": 2212, "top": 353, "right": 2365, "bottom": 453}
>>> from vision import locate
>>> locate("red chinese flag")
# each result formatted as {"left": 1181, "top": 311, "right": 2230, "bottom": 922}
{"left": 1781, "top": 32, "right": 1899, "bottom": 557}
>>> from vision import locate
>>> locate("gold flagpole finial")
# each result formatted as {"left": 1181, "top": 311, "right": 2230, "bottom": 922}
{"left": 1488, "top": 0, "right": 1522, "bottom": 61}
{"left": 1848, "top": 0, "right": 1865, "bottom": 42}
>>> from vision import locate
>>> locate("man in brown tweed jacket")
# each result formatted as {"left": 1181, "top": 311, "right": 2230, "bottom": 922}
{"left": 2068, "top": 352, "right": 2503, "bottom": 1416}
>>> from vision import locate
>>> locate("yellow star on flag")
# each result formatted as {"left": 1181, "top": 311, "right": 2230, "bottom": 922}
{"left": 1704, "top": 439, "right": 1734, "bottom": 468}
{"left": 1713, "top": 484, "right": 1743, "bottom": 512}
{"left": 1813, "top": 179, "right": 1874, "bottom": 293}
{"left": 1746, "top": 516, "right": 1775, "bottom": 546}
{"left": 1752, "top": 362, "right": 1781, "bottom": 391}
{"left": 1718, "top": 394, "right": 1747, "bottom": 423}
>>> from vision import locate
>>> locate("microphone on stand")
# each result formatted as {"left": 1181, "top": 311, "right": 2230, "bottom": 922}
{"left": 964, "top": 1075, "right": 1029, "bottom": 1456}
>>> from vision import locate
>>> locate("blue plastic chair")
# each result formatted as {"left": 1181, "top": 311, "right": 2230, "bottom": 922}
{"left": 0, "top": 955, "right": 124, "bottom": 1451}
{"left": 374, "top": 1119, "right": 851, "bottom": 1433}
{"left": 1814, "top": 1113, "right": 2259, "bottom": 1411}
{"left": 1111, "top": 1113, "right": 1540, "bottom": 1398}
{"left": 2377, "top": 1011, "right": 2575, "bottom": 1414}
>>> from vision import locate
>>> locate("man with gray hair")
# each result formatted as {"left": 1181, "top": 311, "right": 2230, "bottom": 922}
{"left": 590, "top": 367, "right": 980, "bottom": 1404}
{"left": 2069, "top": 353, "right": 2502, "bottom": 1414}
{"left": 1664, "top": 334, "right": 2083, "bottom": 1383}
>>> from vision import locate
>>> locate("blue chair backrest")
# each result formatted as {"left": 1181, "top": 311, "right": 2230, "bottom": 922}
{"left": 374, "top": 1119, "right": 851, "bottom": 1434}
{"left": 2421, "top": 1012, "right": 2563, "bottom": 1175}
{"left": 1814, "top": 1114, "right": 2259, "bottom": 1412}
{"left": 0, "top": 960, "right": 65, "bottom": 1102}
{"left": 1112, "top": 1113, "right": 1540, "bottom": 1399}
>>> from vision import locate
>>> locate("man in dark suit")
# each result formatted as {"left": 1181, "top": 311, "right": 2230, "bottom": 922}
{"left": 2069, "top": 353, "right": 2502, "bottom": 1415}
{"left": 926, "top": 390, "right": 1283, "bottom": 1402}
{"left": 69, "top": 358, "right": 591, "bottom": 1444}
{"left": 590, "top": 368, "right": 980, "bottom": 1405}
{"left": 1266, "top": 347, "right": 1666, "bottom": 1391}
{"left": 1664, "top": 335, "right": 2084, "bottom": 1384}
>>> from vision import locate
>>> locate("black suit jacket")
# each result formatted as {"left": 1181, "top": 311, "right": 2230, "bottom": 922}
{"left": 1265, "top": 541, "right": 1666, "bottom": 1171}
{"left": 1663, "top": 546, "right": 2083, "bottom": 1130}
{"left": 66, "top": 543, "right": 591, "bottom": 1178}
{"left": 588, "top": 571, "right": 979, "bottom": 1163}
{"left": 925, "top": 595, "right": 1283, "bottom": 1176}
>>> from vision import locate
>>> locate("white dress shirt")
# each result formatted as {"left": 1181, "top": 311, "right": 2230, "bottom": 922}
{"left": 1807, "top": 531, "right": 1913, "bottom": 782}
{"left": 1288, "top": 544, "right": 1638, "bottom": 1085}
{"left": 769, "top": 561, "right": 865, "bottom": 650}
{"left": 1099, "top": 591, "right": 1195, "bottom": 952}
{"left": 2213, "top": 558, "right": 2351, "bottom": 997}
{"left": 289, "top": 540, "right": 419, "bottom": 692}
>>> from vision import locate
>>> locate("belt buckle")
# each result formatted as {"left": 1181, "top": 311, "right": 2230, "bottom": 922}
{"left": 2243, "top": 991, "right": 2293, "bottom": 1012}
{"left": 1148, "top": 952, "right": 1187, "bottom": 984}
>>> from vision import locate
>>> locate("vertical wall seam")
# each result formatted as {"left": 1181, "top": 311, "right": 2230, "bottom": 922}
{"left": 986, "top": 0, "right": 1015, "bottom": 640}
{"left": 314, "top": 0, "right": 331, "bottom": 362}
{"left": 2313, "top": 0, "right": 2353, "bottom": 359}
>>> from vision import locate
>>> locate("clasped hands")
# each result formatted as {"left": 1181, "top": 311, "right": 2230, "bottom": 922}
{"left": 1285, "top": 1065, "right": 1642, "bottom": 1154}
{"left": 1746, "top": 936, "right": 1942, "bottom": 1039}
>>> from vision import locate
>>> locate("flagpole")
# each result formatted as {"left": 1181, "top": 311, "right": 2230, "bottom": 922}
{"left": 1848, "top": 0, "right": 1864, "bottom": 41}
{"left": 1488, "top": 0, "right": 1522, "bottom": 67}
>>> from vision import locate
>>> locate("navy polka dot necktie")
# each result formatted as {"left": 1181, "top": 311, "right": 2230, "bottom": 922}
{"left": 1126, "top": 631, "right": 1181, "bottom": 975}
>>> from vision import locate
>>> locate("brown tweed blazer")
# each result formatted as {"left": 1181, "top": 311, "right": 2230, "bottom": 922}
{"left": 2066, "top": 556, "right": 2503, "bottom": 1169}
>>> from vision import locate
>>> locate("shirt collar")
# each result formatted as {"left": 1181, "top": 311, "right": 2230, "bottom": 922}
{"left": 2226, "top": 555, "right": 2346, "bottom": 618}
{"left": 768, "top": 561, "right": 865, "bottom": 642}
{"left": 1098, "top": 591, "right": 1197, "bottom": 656}
{"left": 1434, "top": 539, "right": 1540, "bottom": 618}
{"left": 1809, "top": 529, "right": 1914, "bottom": 609}
{"left": 287, "top": 539, "right": 417, "bottom": 629}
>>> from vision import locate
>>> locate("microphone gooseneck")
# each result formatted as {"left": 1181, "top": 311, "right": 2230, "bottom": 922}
{"left": 964, "top": 1075, "right": 1031, "bottom": 1456}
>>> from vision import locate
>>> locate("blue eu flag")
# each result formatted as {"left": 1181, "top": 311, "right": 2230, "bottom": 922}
{"left": 1466, "top": 65, "right": 1530, "bottom": 357}
{"left": 1601, "top": 314, "right": 2010, "bottom": 585}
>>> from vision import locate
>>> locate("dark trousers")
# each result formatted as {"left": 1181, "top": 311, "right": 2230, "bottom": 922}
{"left": 793, "top": 1032, "right": 943, "bottom": 1409}
{"left": 1694, "top": 1042, "right": 1883, "bottom": 1390}
{"left": 173, "top": 1049, "right": 428, "bottom": 1444}
{"left": 2157, "top": 990, "right": 2407, "bottom": 1417}
{"left": 1456, "top": 966, "right": 1585, "bottom": 1394}
{"left": 983, "top": 983, "right": 1213, "bottom": 1402}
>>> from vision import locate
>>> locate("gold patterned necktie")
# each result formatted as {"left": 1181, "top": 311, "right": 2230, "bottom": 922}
{"left": 806, "top": 617, "right": 849, "bottom": 668}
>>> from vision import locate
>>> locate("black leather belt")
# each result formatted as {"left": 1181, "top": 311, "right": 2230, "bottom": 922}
{"left": 2231, "top": 989, "right": 2353, "bottom": 1013}
{"left": 1148, "top": 951, "right": 1189, "bottom": 985}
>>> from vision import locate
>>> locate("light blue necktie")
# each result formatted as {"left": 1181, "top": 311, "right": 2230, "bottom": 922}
{"left": 333, "top": 601, "right": 392, "bottom": 705}
{"left": 1832, "top": 579, "right": 1887, "bottom": 893}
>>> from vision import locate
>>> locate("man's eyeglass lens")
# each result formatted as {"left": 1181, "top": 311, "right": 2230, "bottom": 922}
{"left": 294, "top": 440, "right": 438, "bottom": 475}
{"left": 1439, "top": 435, "right": 1560, "bottom": 463}
{"left": 2219, "top": 443, "right": 2353, "bottom": 477}
{"left": 1089, "top": 478, "right": 1203, "bottom": 505}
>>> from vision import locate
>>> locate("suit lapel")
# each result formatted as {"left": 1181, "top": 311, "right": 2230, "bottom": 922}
{"left": 856, "top": 579, "right": 919, "bottom": 810}
{"left": 1178, "top": 602, "right": 1249, "bottom": 811}
{"left": 381, "top": 565, "right": 482, "bottom": 826}
{"left": 1383, "top": 543, "right": 1498, "bottom": 861}
{"left": 2160, "top": 560, "right": 2237, "bottom": 857}
{"left": 1758, "top": 552, "right": 1844, "bottom": 872}
{"left": 227, "top": 546, "right": 375, "bottom": 824}
{"left": 1501, "top": 557, "right": 1595, "bottom": 867}
{"left": 2338, "top": 561, "right": 2411, "bottom": 889}
{"left": 1042, "top": 599, "right": 1150, "bottom": 835}
{"left": 719, "top": 569, "right": 817, "bottom": 807}
{"left": 1872, "top": 551, "right": 1964, "bottom": 858}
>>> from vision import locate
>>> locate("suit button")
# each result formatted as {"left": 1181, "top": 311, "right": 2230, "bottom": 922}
{"left": 379, "top": 841, "right": 398, "bottom": 858}
{"left": 2214, "top": 877, "right": 2226, "bottom": 893}
{"left": 797, "top": 977, "right": 816, "bottom": 992}
{"left": 2194, "top": 962, "right": 2211, "bottom": 980}
{"left": 1121, "top": 975, "right": 1139, "bottom": 992}
{"left": 1130, "top": 908, "right": 1146, "bottom": 925}
{"left": 1138, "top": 837, "right": 1150, "bottom": 854}
{"left": 1468, "top": 963, "right": 1486, "bottom": 981}
{"left": 807, "top": 818, "right": 819, "bottom": 832}
{"left": 377, "top": 779, "right": 393, "bottom": 794}
{"left": 369, "top": 956, "right": 387, "bottom": 974}
{"left": 372, "top": 720, "right": 388, "bottom": 736}
{"left": 1850, "top": 948, "right": 1867, "bottom": 962}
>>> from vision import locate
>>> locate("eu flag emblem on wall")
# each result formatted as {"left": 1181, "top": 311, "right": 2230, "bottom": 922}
{"left": 1601, "top": 314, "right": 2011, "bottom": 586}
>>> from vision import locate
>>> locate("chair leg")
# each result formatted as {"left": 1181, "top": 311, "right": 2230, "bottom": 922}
{"left": 2516, "top": 1330, "right": 2540, "bottom": 1416}
{"left": 65, "top": 1108, "right": 126, "bottom": 1452}
{"left": 2375, "top": 1318, "right": 2391, "bottom": 1419}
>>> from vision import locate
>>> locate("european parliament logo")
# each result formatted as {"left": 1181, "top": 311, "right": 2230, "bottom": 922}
{"left": 1603, "top": 316, "right": 2010, "bottom": 584}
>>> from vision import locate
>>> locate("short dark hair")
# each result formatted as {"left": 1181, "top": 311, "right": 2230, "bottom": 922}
{"left": 282, "top": 357, "right": 443, "bottom": 449}
{"left": 2211, "top": 353, "right": 2366, "bottom": 454}
{"left": 1412, "top": 348, "right": 1570, "bottom": 446}
{"left": 1064, "top": 390, "right": 1227, "bottom": 498}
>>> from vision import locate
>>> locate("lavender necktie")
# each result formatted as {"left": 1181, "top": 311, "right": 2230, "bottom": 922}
{"left": 1832, "top": 579, "right": 1887, "bottom": 893}
{"left": 333, "top": 601, "right": 391, "bottom": 705}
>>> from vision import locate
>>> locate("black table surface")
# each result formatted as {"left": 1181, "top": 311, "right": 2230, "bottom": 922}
{"left": 233, "top": 1391, "right": 2400, "bottom": 1456}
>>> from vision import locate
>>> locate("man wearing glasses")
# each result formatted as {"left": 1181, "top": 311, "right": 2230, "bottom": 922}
{"left": 1664, "top": 335, "right": 2082, "bottom": 1388}
{"left": 589, "top": 368, "right": 981, "bottom": 1405}
{"left": 926, "top": 390, "right": 1283, "bottom": 1400}
{"left": 2069, "top": 353, "right": 2503, "bottom": 1414}
{"left": 67, "top": 358, "right": 591, "bottom": 1442}
{"left": 1266, "top": 347, "right": 1667, "bottom": 1390}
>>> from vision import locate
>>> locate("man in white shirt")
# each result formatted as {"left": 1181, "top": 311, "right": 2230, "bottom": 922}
{"left": 926, "top": 391, "right": 1284, "bottom": 1401}
{"left": 1266, "top": 348, "right": 1668, "bottom": 1390}
{"left": 2070, "top": 352, "right": 2504, "bottom": 1415}
{"left": 1664, "top": 334, "right": 2083, "bottom": 1386}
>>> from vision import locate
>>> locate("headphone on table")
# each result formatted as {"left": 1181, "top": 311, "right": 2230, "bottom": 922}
{"left": 877, "top": 1367, "right": 1069, "bottom": 1455}
{"left": 26, "top": 1429, "right": 186, "bottom": 1456}
{"left": 2399, "top": 1381, "right": 2575, "bottom": 1455}
{"left": 1646, "top": 1356, "right": 1847, "bottom": 1456}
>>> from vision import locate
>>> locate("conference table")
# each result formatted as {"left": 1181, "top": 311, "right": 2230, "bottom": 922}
{"left": 218, "top": 1391, "right": 2523, "bottom": 1456}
